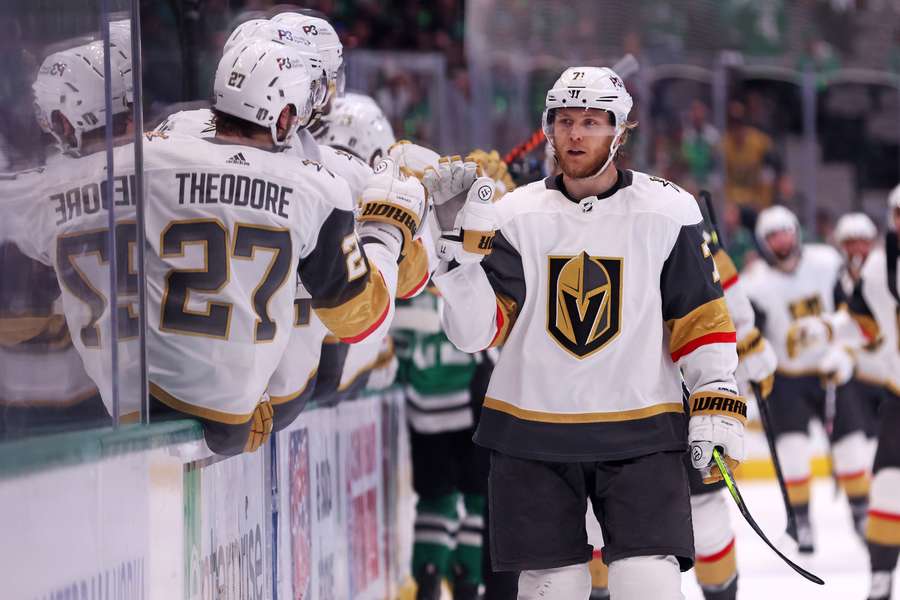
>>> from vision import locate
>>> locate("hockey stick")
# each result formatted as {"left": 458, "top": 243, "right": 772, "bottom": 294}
{"left": 503, "top": 53, "right": 640, "bottom": 165}
{"left": 713, "top": 448, "right": 825, "bottom": 585}
{"left": 751, "top": 380, "right": 800, "bottom": 544}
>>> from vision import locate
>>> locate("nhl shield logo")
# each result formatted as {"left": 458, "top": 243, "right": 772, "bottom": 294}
{"left": 547, "top": 252, "right": 623, "bottom": 359}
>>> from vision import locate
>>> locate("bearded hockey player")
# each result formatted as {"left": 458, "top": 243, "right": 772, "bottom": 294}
{"left": 832, "top": 212, "right": 885, "bottom": 445}
{"left": 817, "top": 185, "right": 900, "bottom": 600}
{"left": 428, "top": 66, "right": 744, "bottom": 600}
{"left": 742, "top": 205, "right": 870, "bottom": 551}
{"left": 141, "top": 39, "right": 425, "bottom": 455}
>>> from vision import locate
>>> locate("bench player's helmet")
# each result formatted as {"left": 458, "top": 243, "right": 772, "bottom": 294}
{"left": 889, "top": 183, "right": 900, "bottom": 230}
{"left": 315, "top": 92, "right": 395, "bottom": 166}
{"left": 755, "top": 205, "right": 802, "bottom": 266}
{"left": 225, "top": 20, "right": 328, "bottom": 118}
{"left": 270, "top": 13, "right": 344, "bottom": 102}
{"left": 542, "top": 66, "right": 633, "bottom": 179}
{"left": 213, "top": 39, "right": 314, "bottom": 147}
{"left": 33, "top": 40, "right": 130, "bottom": 156}
{"left": 834, "top": 212, "right": 877, "bottom": 245}
{"left": 223, "top": 19, "right": 269, "bottom": 53}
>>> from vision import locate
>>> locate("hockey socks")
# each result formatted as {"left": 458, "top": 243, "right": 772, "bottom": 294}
{"left": 413, "top": 492, "right": 460, "bottom": 593}
{"left": 695, "top": 537, "right": 738, "bottom": 600}
{"left": 588, "top": 550, "right": 610, "bottom": 599}
{"left": 792, "top": 503, "right": 815, "bottom": 553}
{"left": 452, "top": 493, "right": 485, "bottom": 589}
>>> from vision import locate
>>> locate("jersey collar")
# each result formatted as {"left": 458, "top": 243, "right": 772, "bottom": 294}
{"left": 544, "top": 169, "right": 633, "bottom": 212}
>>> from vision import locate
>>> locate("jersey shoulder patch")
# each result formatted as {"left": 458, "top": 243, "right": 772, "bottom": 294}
{"left": 629, "top": 170, "right": 701, "bottom": 226}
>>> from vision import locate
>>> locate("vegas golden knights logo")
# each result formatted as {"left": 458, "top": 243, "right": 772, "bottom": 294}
{"left": 547, "top": 253, "right": 623, "bottom": 359}
{"left": 788, "top": 294, "right": 823, "bottom": 320}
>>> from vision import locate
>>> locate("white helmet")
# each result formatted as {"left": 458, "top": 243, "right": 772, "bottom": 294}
{"left": 108, "top": 19, "right": 134, "bottom": 104}
{"left": 213, "top": 39, "right": 314, "bottom": 147}
{"left": 225, "top": 20, "right": 328, "bottom": 113}
{"left": 834, "top": 212, "right": 877, "bottom": 244}
{"left": 271, "top": 13, "right": 344, "bottom": 99}
{"left": 315, "top": 92, "right": 395, "bottom": 166}
{"left": 223, "top": 19, "right": 270, "bottom": 53}
{"left": 33, "top": 41, "right": 129, "bottom": 155}
{"left": 755, "top": 205, "right": 801, "bottom": 264}
{"left": 889, "top": 183, "right": 900, "bottom": 212}
{"left": 542, "top": 66, "right": 633, "bottom": 178}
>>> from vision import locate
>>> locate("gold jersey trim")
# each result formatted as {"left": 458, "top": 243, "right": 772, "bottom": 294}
{"left": 150, "top": 382, "right": 254, "bottom": 425}
{"left": 269, "top": 368, "right": 317, "bottom": 405}
{"left": 482, "top": 396, "right": 684, "bottom": 424}
{"left": 666, "top": 297, "right": 735, "bottom": 360}
{"left": 314, "top": 260, "right": 391, "bottom": 342}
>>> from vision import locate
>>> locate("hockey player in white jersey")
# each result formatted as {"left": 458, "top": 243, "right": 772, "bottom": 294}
{"left": 4, "top": 38, "right": 142, "bottom": 418}
{"left": 812, "top": 186, "right": 900, "bottom": 600}
{"left": 831, "top": 212, "right": 885, "bottom": 446}
{"left": 142, "top": 39, "right": 425, "bottom": 455}
{"left": 428, "top": 66, "right": 744, "bottom": 600}
{"left": 742, "top": 205, "right": 871, "bottom": 551}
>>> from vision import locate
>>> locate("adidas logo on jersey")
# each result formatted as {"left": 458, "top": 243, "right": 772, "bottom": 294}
{"left": 226, "top": 152, "right": 250, "bottom": 166}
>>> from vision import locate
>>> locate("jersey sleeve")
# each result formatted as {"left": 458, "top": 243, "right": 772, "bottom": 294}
{"left": 661, "top": 220, "right": 743, "bottom": 422}
{"left": 432, "top": 227, "right": 525, "bottom": 352}
{"left": 298, "top": 207, "right": 393, "bottom": 343}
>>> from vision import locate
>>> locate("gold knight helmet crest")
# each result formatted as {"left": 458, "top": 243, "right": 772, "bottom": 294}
{"left": 547, "top": 252, "right": 623, "bottom": 359}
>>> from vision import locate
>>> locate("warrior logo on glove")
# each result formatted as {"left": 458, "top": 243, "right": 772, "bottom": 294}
{"left": 547, "top": 252, "right": 623, "bottom": 358}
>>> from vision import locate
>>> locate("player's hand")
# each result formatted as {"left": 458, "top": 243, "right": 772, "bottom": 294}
{"left": 786, "top": 316, "right": 832, "bottom": 359}
{"left": 357, "top": 157, "right": 428, "bottom": 260}
{"left": 388, "top": 140, "right": 441, "bottom": 178}
{"left": 689, "top": 414, "right": 745, "bottom": 484}
{"left": 432, "top": 175, "right": 498, "bottom": 264}
{"left": 819, "top": 345, "right": 854, "bottom": 386}
{"left": 243, "top": 395, "right": 274, "bottom": 453}
{"left": 422, "top": 155, "right": 480, "bottom": 231}
{"left": 735, "top": 330, "right": 777, "bottom": 399}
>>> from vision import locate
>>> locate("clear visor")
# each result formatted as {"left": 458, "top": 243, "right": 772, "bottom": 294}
{"left": 545, "top": 108, "right": 617, "bottom": 138}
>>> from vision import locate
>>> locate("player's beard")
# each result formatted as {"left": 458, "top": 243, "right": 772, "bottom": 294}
{"left": 556, "top": 142, "right": 612, "bottom": 179}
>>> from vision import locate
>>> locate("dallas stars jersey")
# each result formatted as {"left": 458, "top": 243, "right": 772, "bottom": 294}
{"left": 742, "top": 245, "right": 843, "bottom": 376}
{"left": 393, "top": 291, "right": 477, "bottom": 433}
{"left": 142, "top": 132, "right": 396, "bottom": 448}
{"left": 433, "top": 170, "right": 741, "bottom": 461}
{"left": 2, "top": 148, "right": 143, "bottom": 415}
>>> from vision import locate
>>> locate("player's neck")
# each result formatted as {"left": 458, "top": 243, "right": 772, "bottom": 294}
{"left": 562, "top": 162, "right": 619, "bottom": 200}
{"left": 215, "top": 131, "right": 277, "bottom": 150}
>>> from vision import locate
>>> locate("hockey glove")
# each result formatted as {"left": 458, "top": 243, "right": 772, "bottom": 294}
{"left": 387, "top": 140, "right": 441, "bottom": 179}
{"left": 786, "top": 316, "right": 832, "bottom": 359}
{"left": 357, "top": 157, "right": 428, "bottom": 261}
{"left": 689, "top": 412, "right": 745, "bottom": 484}
{"left": 735, "top": 328, "right": 777, "bottom": 399}
{"left": 819, "top": 345, "right": 854, "bottom": 386}
{"left": 422, "top": 157, "right": 497, "bottom": 264}
{"left": 243, "top": 395, "right": 274, "bottom": 454}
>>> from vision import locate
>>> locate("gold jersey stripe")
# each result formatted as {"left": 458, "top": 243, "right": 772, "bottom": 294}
{"left": 489, "top": 293, "right": 518, "bottom": 348}
{"left": 315, "top": 261, "right": 392, "bottom": 342}
{"left": 851, "top": 313, "right": 880, "bottom": 341}
{"left": 150, "top": 382, "right": 254, "bottom": 425}
{"left": 736, "top": 327, "right": 763, "bottom": 358}
{"left": 483, "top": 397, "right": 684, "bottom": 424}
{"left": 397, "top": 239, "right": 430, "bottom": 299}
{"left": 269, "top": 369, "right": 317, "bottom": 405}
{"left": 713, "top": 249, "right": 738, "bottom": 288}
{"left": 667, "top": 297, "right": 735, "bottom": 359}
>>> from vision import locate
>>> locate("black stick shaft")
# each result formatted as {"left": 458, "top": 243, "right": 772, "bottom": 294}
{"left": 752, "top": 381, "right": 799, "bottom": 542}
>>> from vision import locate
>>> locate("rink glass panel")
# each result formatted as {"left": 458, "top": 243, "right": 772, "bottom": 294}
{"left": 0, "top": 0, "right": 144, "bottom": 440}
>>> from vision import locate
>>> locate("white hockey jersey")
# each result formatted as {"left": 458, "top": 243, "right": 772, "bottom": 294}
{"left": 434, "top": 170, "right": 741, "bottom": 461}
{"left": 2, "top": 148, "right": 143, "bottom": 415}
{"left": 853, "top": 243, "right": 900, "bottom": 395}
{"left": 742, "top": 245, "right": 843, "bottom": 376}
{"left": 141, "top": 132, "right": 396, "bottom": 451}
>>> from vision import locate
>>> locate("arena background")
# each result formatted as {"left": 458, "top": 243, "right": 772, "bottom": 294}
{"left": 0, "top": 1, "right": 899, "bottom": 598}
